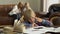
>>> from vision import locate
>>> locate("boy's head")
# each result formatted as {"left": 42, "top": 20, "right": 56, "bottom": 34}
{"left": 24, "top": 9, "right": 36, "bottom": 22}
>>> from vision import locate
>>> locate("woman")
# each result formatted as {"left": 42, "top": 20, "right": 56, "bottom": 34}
{"left": 23, "top": 9, "right": 53, "bottom": 28}
{"left": 23, "top": 2, "right": 33, "bottom": 12}
{"left": 8, "top": 2, "right": 24, "bottom": 20}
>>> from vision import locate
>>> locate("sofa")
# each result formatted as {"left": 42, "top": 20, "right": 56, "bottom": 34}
{"left": 0, "top": 4, "right": 42, "bottom": 26}
{"left": 46, "top": 4, "right": 60, "bottom": 17}
{"left": 0, "top": 4, "right": 15, "bottom": 25}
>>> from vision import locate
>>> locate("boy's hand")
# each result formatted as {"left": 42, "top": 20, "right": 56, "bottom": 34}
{"left": 35, "top": 17, "right": 43, "bottom": 23}
{"left": 28, "top": 17, "right": 38, "bottom": 27}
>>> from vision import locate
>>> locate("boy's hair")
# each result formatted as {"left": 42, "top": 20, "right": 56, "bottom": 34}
{"left": 24, "top": 9, "right": 36, "bottom": 20}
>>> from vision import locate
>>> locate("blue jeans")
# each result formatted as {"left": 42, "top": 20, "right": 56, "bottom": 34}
{"left": 11, "top": 13, "right": 21, "bottom": 20}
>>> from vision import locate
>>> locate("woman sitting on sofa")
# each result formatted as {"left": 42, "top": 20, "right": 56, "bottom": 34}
{"left": 8, "top": 2, "right": 24, "bottom": 20}
{"left": 23, "top": 9, "right": 53, "bottom": 28}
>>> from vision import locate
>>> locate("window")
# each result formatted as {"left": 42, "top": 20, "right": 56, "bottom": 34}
{"left": 43, "top": 0, "right": 60, "bottom": 14}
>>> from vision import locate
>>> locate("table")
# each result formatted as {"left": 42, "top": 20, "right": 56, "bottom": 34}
{"left": 0, "top": 26, "right": 60, "bottom": 34}
{"left": 24, "top": 26, "right": 60, "bottom": 34}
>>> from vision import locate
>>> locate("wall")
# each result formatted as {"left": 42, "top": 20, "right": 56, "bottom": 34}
{"left": 28, "top": 0, "right": 40, "bottom": 12}
{"left": 0, "top": 0, "right": 41, "bottom": 12}
{"left": 43, "top": 0, "right": 60, "bottom": 14}
{"left": 0, "top": 0, "right": 28, "bottom": 4}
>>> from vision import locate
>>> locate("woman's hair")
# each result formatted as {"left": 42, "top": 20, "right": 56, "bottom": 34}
{"left": 18, "top": 2, "right": 23, "bottom": 9}
{"left": 24, "top": 2, "right": 30, "bottom": 7}
{"left": 24, "top": 2, "right": 32, "bottom": 10}
{"left": 23, "top": 9, "right": 36, "bottom": 20}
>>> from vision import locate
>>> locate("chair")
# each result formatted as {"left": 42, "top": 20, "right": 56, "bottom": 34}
{"left": 49, "top": 12, "right": 60, "bottom": 20}
{"left": 50, "top": 16, "right": 60, "bottom": 27}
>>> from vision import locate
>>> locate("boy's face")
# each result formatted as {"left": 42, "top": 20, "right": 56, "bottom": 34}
{"left": 28, "top": 17, "right": 36, "bottom": 23}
